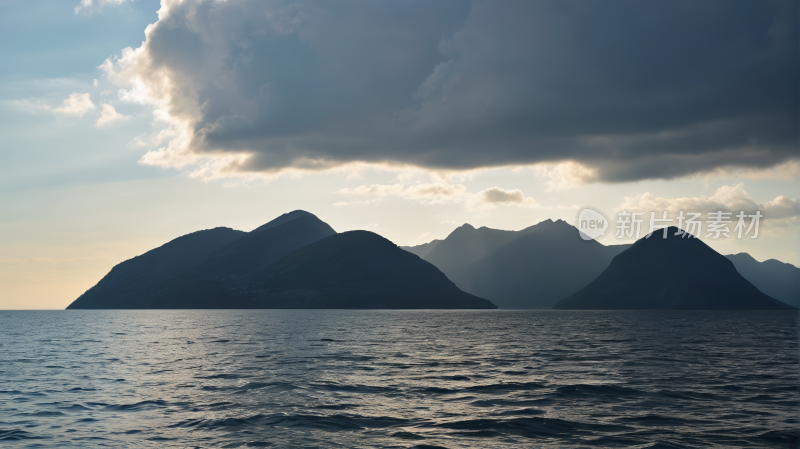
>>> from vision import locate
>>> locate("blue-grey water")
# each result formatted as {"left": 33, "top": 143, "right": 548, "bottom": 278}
{"left": 0, "top": 310, "right": 798, "bottom": 448}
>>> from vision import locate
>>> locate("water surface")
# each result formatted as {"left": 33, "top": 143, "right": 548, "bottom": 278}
{"left": 1, "top": 310, "right": 798, "bottom": 447}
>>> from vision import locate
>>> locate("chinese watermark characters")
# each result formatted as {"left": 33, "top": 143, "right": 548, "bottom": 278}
{"left": 613, "top": 210, "right": 762, "bottom": 240}
{"left": 575, "top": 206, "right": 763, "bottom": 241}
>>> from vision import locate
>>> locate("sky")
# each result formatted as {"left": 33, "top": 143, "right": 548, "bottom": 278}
{"left": 1, "top": 0, "right": 798, "bottom": 309}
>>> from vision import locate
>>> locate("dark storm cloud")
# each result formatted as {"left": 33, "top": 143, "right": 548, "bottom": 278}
{"left": 108, "top": 0, "right": 799, "bottom": 181}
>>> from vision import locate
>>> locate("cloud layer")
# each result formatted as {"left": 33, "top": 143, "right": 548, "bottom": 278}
{"left": 617, "top": 184, "right": 800, "bottom": 229}
{"left": 337, "top": 182, "right": 535, "bottom": 210}
{"left": 96, "top": 104, "right": 129, "bottom": 126}
{"left": 74, "top": 0, "right": 130, "bottom": 15}
{"left": 53, "top": 93, "right": 95, "bottom": 116}
{"left": 103, "top": 0, "right": 799, "bottom": 182}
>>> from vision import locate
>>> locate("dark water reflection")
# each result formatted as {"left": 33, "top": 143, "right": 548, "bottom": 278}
{"left": 0, "top": 310, "right": 798, "bottom": 447}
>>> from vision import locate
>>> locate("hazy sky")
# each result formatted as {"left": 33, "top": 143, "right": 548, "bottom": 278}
{"left": 1, "top": 0, "right": 798, "bottom": 309}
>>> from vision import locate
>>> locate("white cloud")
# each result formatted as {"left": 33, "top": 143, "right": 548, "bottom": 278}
{"left": 336, "top": 182, "right": 534, "bottom": 210}
{"left": 95, "top": 104, "right": 129, "bottom": 126}
{"left": 74, "top": 0, "right": 130, "bottom": 15}
{"left": 530, "top": 161, "right": 599, "bottom": 191}
{"left": 332, "top": 199, "right": 383, "bottom": 207}
{"left": 465, "top": 187, "right": 536, "bottom": 211}
{"left": 337, "top": 182, "right": 468, "bottom": 205}
{"left": 337, "top": 183, "right": 404, "bottom": 196}
{"left": 616, "top": 184, "right": 800, "bottom": 231}
{"left": 52, "top": 93, "right": 95, "bottom": 116}
{"left": 474, "top": 187, "right": 535, "bottom": 204}
{"left": 403, "top": 183, "right": 469, "bottom": 202}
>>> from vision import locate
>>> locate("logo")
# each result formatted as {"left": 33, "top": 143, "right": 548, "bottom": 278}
{"left": 576, "top": 206, "right": 609, "bottom": 241}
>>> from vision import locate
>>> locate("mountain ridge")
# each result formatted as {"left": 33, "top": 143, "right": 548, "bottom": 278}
{"left": 67, "top": 212, "right": 494, "bottom": 310}
{"left": 423, "top": 219, "right": 555, "bottom": 280}
{"left": 451, "top": 219, "right": 630, "bottom": 308}
{"left": 68, "top": 212, "right": 333, "bottom": 309}
{"left": 553, "top": 227, "right": 793, "bottom": 310}
{"left": 408, "top": 218, "right": 630, "bottom": 308}
{"left": 726, "top": 252, "right": 799, "bottom": 308}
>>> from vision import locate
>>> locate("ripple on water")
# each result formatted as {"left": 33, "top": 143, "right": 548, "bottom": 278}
{"left": 0, "top": 309, "right": 796, "bottom": 447}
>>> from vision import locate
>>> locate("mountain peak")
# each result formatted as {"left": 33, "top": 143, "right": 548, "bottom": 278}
{"left": 727, "top": 252, "right": 758, "bottom": 263}
{"left": 554, "top": 226, "right": 792, "bottom": 310}
{"left": 526, "top": 217, "right": 578, "bottom": 236}
{"left": 444, "top": 223, "right": 476, "bottom": 239}
{"left": 644, "top": 226, "right": 696, "bottom": 239}
{"left": 251, "top": 210, "right": 318, "bottom": 233}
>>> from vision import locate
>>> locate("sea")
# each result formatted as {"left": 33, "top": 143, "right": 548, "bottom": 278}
{"left": 0, "top": 310, "right": 798, "bottom": 448}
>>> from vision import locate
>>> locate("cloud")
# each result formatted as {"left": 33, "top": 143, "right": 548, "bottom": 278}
{"left": 95, "top": 104, "right": 129, "bottom": 126}
{"left": 337, "top": 182, "right": 534, "bottom": 209}
{"left": 704, "top": 159, "right": 800, "bottom": 183}
{"left": 337, "top": 183, "right": 404, "bottom": 196}
{"left": 102, "top": 0, "right": 799, "bottom": 182}
{"left": 465, "top": 186, "right": 536, "bottom": 211}
{"left": 338, "top": 182, "right": 468, "bottom": 203}
{"left": 52, "top": 93, "right": 95, "bottom": 116}
{"left": 616, "top": 184, "right": 800, "bottom": 226}
{"left": 530, "top": 162, "right": 599, "bottom": 191}
{"left": 474, "top": 187, "right": 535, "bottom": 204}
{"left": 74, "top": 0, "right": 130, "bottom": 15}
{"left": 332, "top": 199, "right": 383, "bottom": 207}
{"left": 403, "top": 183, "right": 469, "bottom": 201}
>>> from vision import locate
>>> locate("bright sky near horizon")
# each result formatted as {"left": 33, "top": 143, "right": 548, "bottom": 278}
{"left": 1, "top": 0, "right": 798, "bottom": 309}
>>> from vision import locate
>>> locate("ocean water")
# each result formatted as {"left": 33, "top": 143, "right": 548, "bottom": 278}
{"left": 0, "top": 310, "right": 798, "bottom": 448}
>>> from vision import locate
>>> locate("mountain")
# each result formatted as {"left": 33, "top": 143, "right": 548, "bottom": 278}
{"left": 553, "top": 227, "right": 794, "bottom": 310}
{"left": 452, "top": 219, "right": 630, "bottom": 309}
{"left": 175, "top": 213, "right": 336, "bottom": 279}
{"left": 244, "top": 231, "right": 496, "bottom": 308}
{"left": 250, "top": 210, "right": 315, "bottom": 233}
{"left": 726, "top": 253, "right": 800, "bottom": 308}
{"left": 67, "top": 211, "right": 335, "bottom": 309}
{"left": 400, "top": 239, "right": 441, "bottom": 258}
{"left": 66, "top": 226, "right": 247, "bottom": 309}
{"left": 423, "top": 223, "right": 537, "bottom": 279}
{"left": 406, "top": 219, "right": 629, "bottom": 308}
{"left": 67, "top": 212, "right": 493, "bottom": 310}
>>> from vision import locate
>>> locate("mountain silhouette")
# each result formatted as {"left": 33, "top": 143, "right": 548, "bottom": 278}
{"left": 726, "top": 253, "right": 800, "bottom": 308}
{"left": 67, "top": 211, "right": 335, "bottom": 309}
{"left": 451, "top": 219, "right": 630, "bottom": 308}
{"left": 406, "top": 219, "right": 629, "bottom": 308}
{"left": 67, "top": 212, "right": 493, "bottom": 309}
{"left": 250, "top": 210, "right": 315, "bottom": 233}
{"left": 176, "top": 213, "right": 336, "bottom": 279}
{"left": 243, "top": 231, "right": 496, "bottom": 308}
{"left": 66, "top": 226, "right": 247, "bottom": 309}
{"left": 401, "top": 239, "right": 441, "bottom": 258}
{"left": 553, "top": 227, "right": 794, "bottom": 310}
{"left": 423, "top": 223, "right": 537, "bottom": 278}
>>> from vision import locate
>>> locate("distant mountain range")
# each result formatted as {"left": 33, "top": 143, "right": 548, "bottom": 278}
{"left": 68, "top": 211, "right": 796, "bottom": 310}
{"left": 404, "top": 219, "right": 630, "bottom": 309}
{"left": 67, "top": 211, "right": 495, "bottom": 309}
{"left": 725, "top": 253, "right": 799, "bottom": 309}
{"left": 405, "top": 221, "right": 796, "bottom": 310}
{"left": 401, "top": 239, "right": 441, "bottom": 258}
{"left": 552, "top": 227, "right": 791, "bottom": 310}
